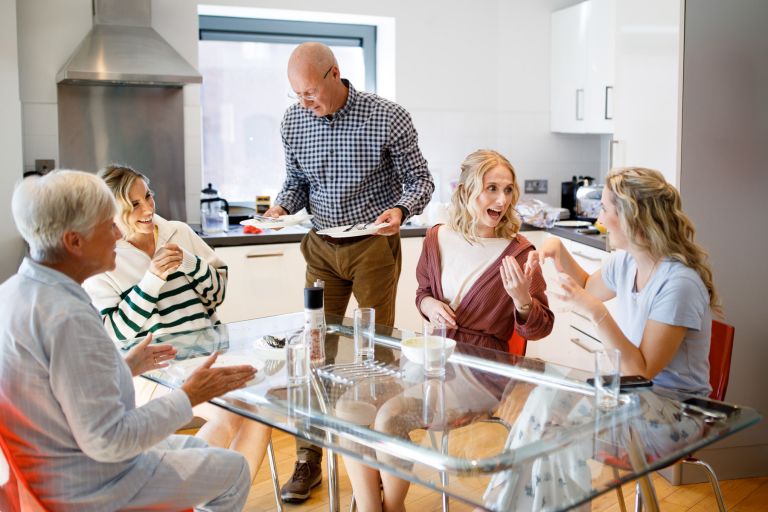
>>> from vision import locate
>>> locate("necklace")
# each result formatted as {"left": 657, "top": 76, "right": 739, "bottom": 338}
{"left": 634, "top": 258, "right": 661, "bottom": 293}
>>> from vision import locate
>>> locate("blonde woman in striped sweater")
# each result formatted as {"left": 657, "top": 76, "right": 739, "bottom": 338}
{"left": 84, "top": 165, "right": 270, "bottom": 483}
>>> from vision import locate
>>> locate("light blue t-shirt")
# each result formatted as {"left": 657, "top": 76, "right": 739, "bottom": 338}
{"left": 602, "top": 251, "right": 712, "bottom": 396}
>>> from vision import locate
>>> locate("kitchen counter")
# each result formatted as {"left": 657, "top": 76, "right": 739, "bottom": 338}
{"left": 546, "top": 225, "right": 609, "bottom": 251}
{"left": 194, "top": 223, "right": 429, "bottom": 247}
{"left": 193, "top": 222, "right": 607, "bottom": 250}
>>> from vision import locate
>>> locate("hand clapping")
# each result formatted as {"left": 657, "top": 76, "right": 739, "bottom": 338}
{"left": 181, "top": 353, "right": 257, "bottom": 407}
{"left": 499, "top": 254, "right": 536, "bottom": 311}
{"left": 125, "top": 333, "right": 177, "bottom": 377}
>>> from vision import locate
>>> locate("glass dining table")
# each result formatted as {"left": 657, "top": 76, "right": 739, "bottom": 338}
{"left": 139, "top": 312, "right": 761, "bottom": 512}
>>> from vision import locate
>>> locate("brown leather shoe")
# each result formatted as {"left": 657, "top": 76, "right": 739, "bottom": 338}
{"left": 280, "top": 460, "right": 322, "bottom": 503}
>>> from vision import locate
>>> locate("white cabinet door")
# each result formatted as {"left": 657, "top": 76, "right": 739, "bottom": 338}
{"left": 217, "top": 236, "right": 428, "bottom": 329}
{"left": 525, "top": 233, "right": 615, "bottom": 372}
{"left": 612, "top": 0, "right": 682, "bottom": 185}
{"left": 215, "top": 243, "right": 307, "bottom": 323}
{"left": 551, "top": 0, "right": 615, "bottom": 134}
{"left": 551, "top": 2, "right": 587, "bottom": 133}
{"left": 585, "top": 0, "right": 615, "bottom": 134}
{"left": 344, "top": 236, "right": 426, "bottom": 333}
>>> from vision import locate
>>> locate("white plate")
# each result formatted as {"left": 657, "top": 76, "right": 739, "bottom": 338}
{"left": 554, "top": 220, "right": 593, "bottom": 228}
{"left": 316, "top": 223, "right": 390, "bottom": 238}
{"left": 240, "top": 213, "right": 313, "bottom": 229}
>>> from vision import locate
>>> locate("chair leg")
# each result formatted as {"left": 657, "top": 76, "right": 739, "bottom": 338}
{"left": 266, "top": 439, "right": 283, "bottom": 512}
{"left": 683, "top": 458, "right": 726, "bottom": 512}
{"left": 634, "top": 480, "right": 643, "bottom": 512}
{"left": 441, "top": 432, "right": 450, "bottom": 512}
{"left": 428, "top": 430, "right": 450, "bottom": 512}
{"left": 612, "top": 467, "right": 628, "bottom": 512}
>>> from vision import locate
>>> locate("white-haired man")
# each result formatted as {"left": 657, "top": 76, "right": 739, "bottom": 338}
{"left": 0, "top": 170, "right": 256, "bottom": 511}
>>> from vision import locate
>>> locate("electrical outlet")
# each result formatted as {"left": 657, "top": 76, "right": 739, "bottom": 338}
{"left": 35, "top": 159, "right": 56, "bottom": 174}
{"left": 524, "top": 179, "right": 548, "bottom": 194}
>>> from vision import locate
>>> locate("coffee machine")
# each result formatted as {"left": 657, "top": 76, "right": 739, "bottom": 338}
{"left": 561, "top": 176, "right": 596, "bottom": 220}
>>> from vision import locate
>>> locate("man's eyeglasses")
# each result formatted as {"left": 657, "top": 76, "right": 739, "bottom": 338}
{"left": 288, "top": 65, "right": 333, "bottom": 102}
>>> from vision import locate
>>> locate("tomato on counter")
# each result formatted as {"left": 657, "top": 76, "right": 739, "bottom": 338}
{"left": 243, "top": 225, "right": 263, "bottom": 234}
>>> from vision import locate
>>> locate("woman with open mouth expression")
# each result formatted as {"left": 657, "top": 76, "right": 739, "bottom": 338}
{"left": 415, "top": 149, "right": 554, "bottom": 351}
{"left": 346, "top": 150, "right": 555, "bottom": 512}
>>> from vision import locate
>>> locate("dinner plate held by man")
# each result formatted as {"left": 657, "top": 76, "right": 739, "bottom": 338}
{"left": 240, "top": 212, "right": 313, "bottom": 229}
{"left": 316, "top": 222, "right": 391, "bottom": 238}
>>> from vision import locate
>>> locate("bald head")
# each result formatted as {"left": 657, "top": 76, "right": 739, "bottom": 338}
{"left": 287, "top": 42, "right": 347, "bottom": 117}
{"left": 288, "top": 42, "right": 337, "bottom": 79}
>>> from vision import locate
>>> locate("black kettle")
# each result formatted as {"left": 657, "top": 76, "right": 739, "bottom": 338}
{"left": 200, "top": 183, "right": 230, "bottom": 234}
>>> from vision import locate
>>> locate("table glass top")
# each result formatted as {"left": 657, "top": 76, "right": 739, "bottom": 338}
{"left": 140, "top": 313, "right": 761, "bottom": 511}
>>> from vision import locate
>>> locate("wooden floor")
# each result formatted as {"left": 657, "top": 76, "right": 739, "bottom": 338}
{"left": 243, "top": 429, "right": 768, "bottom": 511}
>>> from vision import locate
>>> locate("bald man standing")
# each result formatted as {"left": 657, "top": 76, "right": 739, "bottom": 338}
{"left": 265, "top": 42, "right": 434, "bottom": 502}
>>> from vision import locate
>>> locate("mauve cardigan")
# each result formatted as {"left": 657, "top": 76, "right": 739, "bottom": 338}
{"left": 415, "top": 225, "right": 554, "bottom": 352}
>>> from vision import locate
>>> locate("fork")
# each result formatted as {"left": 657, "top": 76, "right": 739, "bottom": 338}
{"left": 343, "top": 223, "right": 361, "bottom": 232}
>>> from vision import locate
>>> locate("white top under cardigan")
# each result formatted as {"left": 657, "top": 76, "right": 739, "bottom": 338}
{"left": 437, "top": 226, "right": 511, "bottom": 309}
{"left": 83, "top": 215, "right": 227, "bottom": 347}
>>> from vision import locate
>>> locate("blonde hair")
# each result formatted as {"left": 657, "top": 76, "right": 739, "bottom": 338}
{"left": 12, "top": 170, "right": 116, "bottom": 263}
{"left": 448, "top": 149, "right": 521, "bottom": 243}
{"left": 606, "top": 167, "right": 721, "bottom": 315}
{"left": 98, "top": 164, "right": 151, "bottom": 238}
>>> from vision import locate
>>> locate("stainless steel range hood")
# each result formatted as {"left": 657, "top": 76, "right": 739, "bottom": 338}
{"left": 56, "top": 0, "right": 201, "bottom": 86}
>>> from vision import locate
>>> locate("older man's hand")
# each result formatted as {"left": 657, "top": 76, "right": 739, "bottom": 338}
{"left": 375, "top": 207, "right": 403, "bottom": 236}
{"left": 125, "top": 333, "right": 177, "bottom": 377}
{"left": 181, "top": 352, "right": 257, "bottom": 407}
{"left": 263, "top": 205, "right": 287, "bottom": 218}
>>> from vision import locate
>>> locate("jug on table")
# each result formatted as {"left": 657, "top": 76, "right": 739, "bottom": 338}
{"left": 200, "top": 183, "right": 230, "bottom": 235}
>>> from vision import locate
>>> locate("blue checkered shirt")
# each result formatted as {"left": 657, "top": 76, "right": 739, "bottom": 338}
{"left": 276, "top": 80, "right": 434, "bottom": 230}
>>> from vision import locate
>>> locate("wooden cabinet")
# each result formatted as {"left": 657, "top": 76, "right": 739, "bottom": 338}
{"left": 550, "top": 0, "right": 615, "bottom": 134}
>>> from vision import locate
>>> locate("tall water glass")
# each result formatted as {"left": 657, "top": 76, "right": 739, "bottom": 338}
{"left": 423, "top": 319, "right": 447, "bottom": 377}
{"left": 594, "top": 348, "right": 621, "bottom": 410}
{"left": 354, "top": 308, "right": 375, "bottom": 361}
{"left": 286, "top": 330, "right": 310, "bottom": 385}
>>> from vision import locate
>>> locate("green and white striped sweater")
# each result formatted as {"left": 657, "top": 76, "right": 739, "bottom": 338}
{"left": 83, "top": 215, "right": 227, "bottom": 347}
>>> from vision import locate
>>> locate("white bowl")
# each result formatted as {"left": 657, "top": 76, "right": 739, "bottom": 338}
{"left": 401, "top": 335, "right": 456, "bottom": 365}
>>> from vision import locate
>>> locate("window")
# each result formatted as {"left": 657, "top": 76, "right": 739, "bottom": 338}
{"left": 198, "top": 17, "right": 377, "bottom": 204}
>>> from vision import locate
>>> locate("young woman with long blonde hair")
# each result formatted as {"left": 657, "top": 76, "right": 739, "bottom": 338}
{"left": 535, "top": 167, "right": 719, "bottom": 396}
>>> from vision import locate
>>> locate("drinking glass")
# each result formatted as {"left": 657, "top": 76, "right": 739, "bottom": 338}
{"left": 422, "top": 378, "right": 446, "bottom": 428}
{"left": 423, "top": 319, "right": 447, "bottom": 377}
{"left": 594, "top": 348, "right": 621, "bottom": 410}
{"left": 354, "top": 308, "right": 375, "bottom": 361}
{"left": 286, "top": 330, "right": 309, "bottom": 385}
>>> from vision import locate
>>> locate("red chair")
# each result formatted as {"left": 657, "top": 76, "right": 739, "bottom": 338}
{"left": 0, "top": 432, "right": 48, "bottom": 512}
{"left": 614, "top": 320, "right": 735, "bottom": 512}
{"left": 1, "top": 432, "right": 195, "bottom": 512}
{"left": 507, "top": 330, "right": 527, "bottom": 357}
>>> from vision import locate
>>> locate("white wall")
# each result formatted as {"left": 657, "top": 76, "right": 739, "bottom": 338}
{"left": 678, "top": 0, "right": 768, "bottom": 479}
{"left": 15, "top": 0, "right": 602, "bottom": 221}
{"left": 0, "top": 0, "right": 25, "bottom": 280}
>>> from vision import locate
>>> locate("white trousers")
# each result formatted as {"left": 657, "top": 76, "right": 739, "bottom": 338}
{"left": 120, "top": 435, "right": 250, "bottom": 512}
